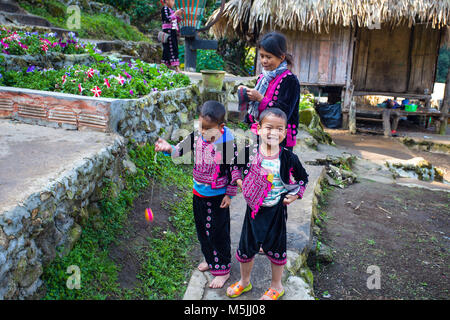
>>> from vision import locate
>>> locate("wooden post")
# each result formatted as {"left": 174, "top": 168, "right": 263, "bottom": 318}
{"left": 439, "top": 68, "right": 449, "bottom": 135}
{"left": 383, "top": 109, "right": 391, "bottom": 137}
{"left": 392, "top": 112, "right": 401, "bottom": 132}
{"left": 348, "top": 98, "right": 356, "bottom": 134}
{"left": 343, "top": 27, "right": 356, "bottom": 133}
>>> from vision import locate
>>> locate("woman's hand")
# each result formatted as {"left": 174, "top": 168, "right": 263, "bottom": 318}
{"left": 155, "top": 138, "right": 172, "bottom": 153}
{"left": 283, "top": 194, "right": 299, "bottom": 205}
{"left": 246, "top": 88, "right": 264, "bottom": 102}
{"left": 175, "top": 8, "right": 184, "bottom": 16}
{"left": 220, "top": 195, "right": 231, "bottom": 208}
{"left": 236, "top": 179, "right": 243, "bottom": 189}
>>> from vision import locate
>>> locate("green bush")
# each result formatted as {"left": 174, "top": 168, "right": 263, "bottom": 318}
{"left": 437, "top": 46, "right": 449, "bottom": 83}
{"left": 18, "top": 0, "right": 150, "bottom": 42}
{"left": 179, "top": 45, "right": 225, "bottom": 72}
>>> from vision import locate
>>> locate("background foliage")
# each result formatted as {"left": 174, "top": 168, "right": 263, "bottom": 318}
{"left": 437, "top": 46, "right": 449, "bottom": 83}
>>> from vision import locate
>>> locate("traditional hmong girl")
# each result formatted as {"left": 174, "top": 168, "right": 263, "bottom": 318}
{"left": 238, "top": 32, "right": 300, "bottom": 151}
{"left": 155, "top": 101, "right": 240, "bottom": 288}
{"left": 226, "top": 108, "right": 309, "bottom": 300}
{"left": 160, "top": 0, "right": 183, "bottom": 72}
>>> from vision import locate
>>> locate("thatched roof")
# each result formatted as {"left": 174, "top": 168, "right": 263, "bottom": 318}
{"left": 209, "top": 0, "right": 450, "bottom": 39}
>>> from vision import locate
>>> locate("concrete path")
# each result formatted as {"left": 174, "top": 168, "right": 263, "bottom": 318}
{"left": 183, "top": 144, "right": 326, "bottom": 300}
{"left": 0, "top": 119, "right": 122, "bottom": 214}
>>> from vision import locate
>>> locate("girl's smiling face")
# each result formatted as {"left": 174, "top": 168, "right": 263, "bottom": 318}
{"left": 259, "top": 47, "right": 285, "bottom": 71}
{"left": 257, "top": 114, "right": 287, "bottom": 148}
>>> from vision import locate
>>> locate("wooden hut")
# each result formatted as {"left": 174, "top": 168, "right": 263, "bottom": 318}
{"left": 208, "top": 0, "right": 450, "bottom": 135}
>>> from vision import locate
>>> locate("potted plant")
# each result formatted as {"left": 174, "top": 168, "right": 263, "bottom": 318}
{"left": 200, "top": 69, "right": 225, "bottom": 92}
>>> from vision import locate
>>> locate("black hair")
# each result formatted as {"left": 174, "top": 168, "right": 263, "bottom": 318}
{"left": 258, "top": 32, "right": 293, "bottom": 68}
{"left": 259, "top": 108, "right": 287, "bottom": 126}
{"left": 200, "top": 100, "right": 226, "bottom": 124}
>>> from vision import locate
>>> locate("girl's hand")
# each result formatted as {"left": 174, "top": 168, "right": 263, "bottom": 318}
{"left": 283, "top": 194, "right": 299, "bottom": 205}
{"left": 246, "top": 89, "right": 263, "bottom": 102}
{"left": 220, "top": 195, "right": 231, "bottom": 209}
{"left": 236, "top": 179, "right": 243, "bottom": 189}
{"left": 155, "top": 138, "right": 172, "bottom": 153}
{"left": 175, "top": 8, "right": 184, "bottom": 16}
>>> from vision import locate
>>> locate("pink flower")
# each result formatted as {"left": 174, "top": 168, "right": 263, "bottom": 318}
{"left": 62, "top": 75, "right": 67, "bottom": 85}
{"left": 116, "top": 75, "right": 125, "bottom": 86}
{"left": 103, "top": 78, "right": 111, "bottom": 88}
{"left": 123, "top": 71, "right": 132, "bottom": 79}
{"left": 86, "top": 68, "right": 94, "bottom": 78}
{"left": 91, "top": 86, "right": 102, "bottom": 97}
{"left": 78, "top": 83, "right": 84, "bottom": 93}
{"left": 41, "top": 44, "right": 48, "bottom": 52}
{"left": 1, "top": 40, "right": 9, "bottom": 49}
{"left": 129, "top": 89, "right": 134, "bottom": 95}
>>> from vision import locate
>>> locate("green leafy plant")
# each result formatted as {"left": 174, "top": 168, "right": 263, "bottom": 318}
{"left": 299, "top": 93, "right": 315, "bottom": 111}
{"left": 179, "top": 45, "right": 225, "bottom": 72}
{"left": 2, "top": 54, "right": 191, "bottom": 98}
{"left": 0, "top": 28, "right": 90, "bottom": 56}
{"left": 42, "top": 143, "right": 196, "bottom": 300}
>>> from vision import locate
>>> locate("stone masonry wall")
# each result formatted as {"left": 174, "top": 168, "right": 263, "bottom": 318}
{"left": 0, "top": 84, "right": 201, "bottom": 139}
{"left": 0, "top": 84, "right": 201, "bottom": 299}
{"left": 0, "top": 135, "right": 126, "bottom": 299}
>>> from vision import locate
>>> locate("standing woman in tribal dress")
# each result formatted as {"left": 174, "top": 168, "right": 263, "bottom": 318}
{"left": 238, "top": 32, "right": 300, "bottom": 151}
{"left": 161, "top": 0, "right": 184, "bottom": 72}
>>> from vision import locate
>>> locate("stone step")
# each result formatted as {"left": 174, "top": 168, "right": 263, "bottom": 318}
{"left": 2, "top": 23, "right": 77, "bottom": 39}
{"left": 1, "top": 12, "right": 52, "bottom": 27}
{"left": 0, "top": 1, "right": 24, "bottom": 13}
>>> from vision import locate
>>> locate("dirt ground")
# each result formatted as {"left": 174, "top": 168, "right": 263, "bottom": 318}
{"left": 311, "top": 126, "right": 450, "bottom": 300}
{"left": 311, "top": 180, "right": 449, "bottom": 300}
{"left": 327, "top": 121, "right": 450, "bottom": 181}
{"left": 108, "top": 181, "right": 202, "bottom": 292}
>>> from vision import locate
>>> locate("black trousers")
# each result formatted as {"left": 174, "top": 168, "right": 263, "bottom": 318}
{"left": 236, "top": 196, "right": 288, "bottom": 266}
{"left": 193, "top": 194, "right": 231, "bottom": 276}
{"left": 161, "top": 29, "right": 179, "bottom": 67}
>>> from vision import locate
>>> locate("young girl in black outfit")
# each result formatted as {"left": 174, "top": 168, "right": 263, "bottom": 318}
{"left": 161, "top": 0, "right": 183, "bottom": 72}
{"left": 226, "top": 108, "right": 309, "bottom": 300}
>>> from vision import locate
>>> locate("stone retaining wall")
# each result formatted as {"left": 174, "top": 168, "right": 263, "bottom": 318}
{"left": 0, "top": 53, "right": 95, "bottom": 73}
{"left": 0, "top": 84, "right": 200, "bottom": 299}
{"left": 0, "top": 84, "right": 201, "bottom": 143}
{"left": 0, "top": 135, "right": 126, "bottom": 299}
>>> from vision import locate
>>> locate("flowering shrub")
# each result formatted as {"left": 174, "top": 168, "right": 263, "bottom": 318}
{"left": 0, "top": 27, "right": 89, "bottom": 55}
{"left": 0, "top": 27, "right": 191, "bottom": 98}
{"left": 1, "top": 56, "right": 191, "bottom": 99}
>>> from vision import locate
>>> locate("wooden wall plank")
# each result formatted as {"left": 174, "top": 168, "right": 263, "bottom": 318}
{"left": 408, "top": 25, "right": 440, "bottom": 94}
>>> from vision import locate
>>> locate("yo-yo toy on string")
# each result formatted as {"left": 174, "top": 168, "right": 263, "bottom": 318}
{"left": 145, "top": 208, "right": 154, "bottom": 222}
{"left": 145, "top": 152, "right": 158, "bottom": 223}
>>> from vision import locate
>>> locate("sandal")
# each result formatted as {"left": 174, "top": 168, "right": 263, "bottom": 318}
{"left": 262, "top": 288, "right": 285, "bottom": 300}
{"left": 226, "top": 281, "right": 252, "bottom": 298}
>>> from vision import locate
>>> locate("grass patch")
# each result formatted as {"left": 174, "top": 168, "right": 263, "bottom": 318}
{"left": 18, "top": 0, "right": 151, "bottom": 42}
{"left": 41, "top": 143, "right": 195, "bottom": 300}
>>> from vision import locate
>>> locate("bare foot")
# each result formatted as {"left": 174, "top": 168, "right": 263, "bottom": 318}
{"left": 197, "top": 261, "right": 209, "bottom": 272}
{"left": 209, "top": 273, "right": 230, "bottom": 289}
